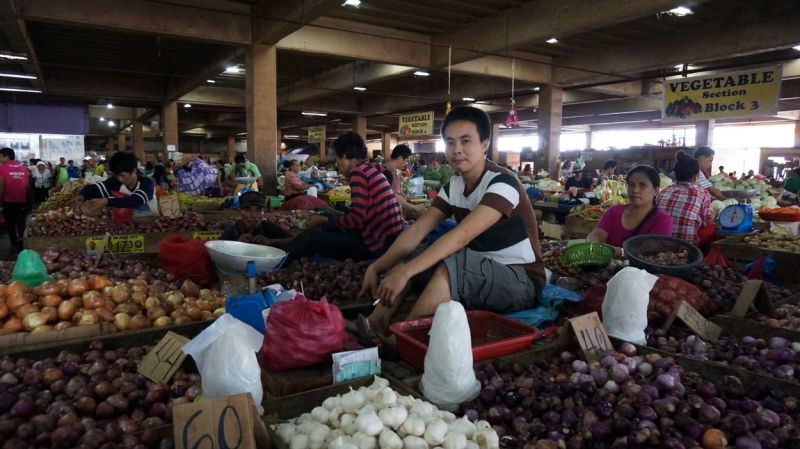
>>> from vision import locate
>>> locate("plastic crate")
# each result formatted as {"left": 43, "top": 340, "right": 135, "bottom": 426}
{"left": 389, "top": 311, "right": 548, "bottom": 371}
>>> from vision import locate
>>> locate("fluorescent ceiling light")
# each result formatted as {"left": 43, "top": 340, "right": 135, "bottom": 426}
{"left": 184, "top": 104, "right": 191, "bottom": 108}
{"left": 225, "top": 66, "right": 240, "bottom": 73}
{"left": 301, "top": 111, "right": 327, "bottom": 116}
{"left": 0, "top": 72, "right": 36, "bottom": 80}
{"left": 667, "top": 6, "right": 692, "bottom": 16}
{"left": 462, "top": 97, "right": 475, "bottom": 102}
{"left": 414, "top": 71, "right": 429, "bottom": 76}
{"left": 108, "top": 121, "right": 116, "bottom": 127}
{"left": 0, "top": 51, "right": 27, "bottom": 60}
{"left": 107, "top": 103, "right": 113, "bottom": 109}
{"left": 794, "top": 46, "right": 800, "bottom": 51}
{"left": 0, "top": 87, "right": 41, "bottom": 93}
{"left": 99, "top": 117, "right": 105, "bottom": 122}
{"left": 342, "top": 0, "right": 360, "bottom": 6}
{"left": 546, "top": 38, "right": 558, "bottom": 44}
{"left": 284, "top": 135, "right": 300, "bottom": 138}
{"left": 353, "top": 86, "right": 367, "bottom": 91}
{"left": 533, "top": 87, "right": 540, "bottom": 91}
{"left": 207, "top": 79, "right": 216, "bottom": 83}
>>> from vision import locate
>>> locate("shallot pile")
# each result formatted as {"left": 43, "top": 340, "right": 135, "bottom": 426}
{"left": 258, "top": 258, "right": 368, "bottom": 302}
{"left": 688, "top": 264, "right": 796, "bottom": 315}
{"left": 0, "top": 340, "right": 195, "bottom": 448}
{"left": 28, "top": 212, "right": 229, "bottom": 237}
{"left": 754, "top": 303, "right": 800, "bottom": 331}
{"left": 263, "top": 213, "right": 301, "bottom": 230}
{"left": 460, "top": 345, "right": 800, "bottom": 449}
{"left": 275, "top": 376, "right": 499, "bottom": 449}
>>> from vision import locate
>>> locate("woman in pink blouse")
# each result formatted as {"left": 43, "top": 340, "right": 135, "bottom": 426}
{"left": 283, "top": 159, "right": 315, "bottom": 201}
{"left": 587, "top": 165, "right": 673, "bottom": 257}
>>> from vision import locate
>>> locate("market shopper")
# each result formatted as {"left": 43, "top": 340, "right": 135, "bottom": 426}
{"left": 302, "top": 156, "right": 320, "bottom": 180}
{"left": 385, "top": 144, "right": 425, "bottom": 213}
{"left": 586, "top": 164, "right": 673, "bottom": 257}
{"left": 415, "top": 159, "right": 427, "bottom": 177}
{"left": 522, "top": 164, "right": 533, "bottom": 177}
{"left": 599, "top": 160, "right": 617, "bottom": 182}
{"left": 66, "top": 160, "right": 80, "bottom": 179}
{"left": 279, "top": 132, "right": 406, "bottom": 265}
{"left": 356, "top": 107, "right": 546, "bottom": 348}
{"left": 565, "top": 164, "right": 593, "bottom": 190}
{"left": 282, "top": 159, "right": 315, "bottom": 201}
{"left": 220, "top": 191, "right": 293, "bottom": 245}
{"left": 73, "top": 151, "right": 159, "bottom": 217}
{"left": 176, "top": 156, "right": 223, "bottom": 197}
{"left": 32, "top": 161, "right": 52, "bottom": 203}
{"left": 657, "top": 151, "right": 715, "bottom": 247}
{"left": 225, "top": 154, "right": 263, "bottom": 191}
{"left": 695, "top": 146, "right": 727, "bottom": 201}
{"left": 152, "top": 164, "right": 171, "bottom": 191}
{"left": 0, "top": 148, "right": 30, "bottom": 252}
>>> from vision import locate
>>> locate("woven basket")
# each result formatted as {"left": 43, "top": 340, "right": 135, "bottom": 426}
{"left": 561, "top": 242, "right": 615, "bottom": 268}
{"left": 623, "top": 234, "right": 702, "bottom": 279}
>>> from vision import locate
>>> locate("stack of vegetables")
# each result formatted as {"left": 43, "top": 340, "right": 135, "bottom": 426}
{"left": 423, "top": 165, "right": 455, "bottom": 191}
{"left": 275, "top": 376, "right": 500, "bottom": 449}
{"left": 568, "top": 204, "right": 612, "bottom": 221}
{"left": 537, "top": 180, "right": 564, "bottom": 192}
{"left": 593, "top": 180, "right": 627, "bottom": 205}
{"left": 257, "top": 258, "right": 368, "bottom": 302}
{"left": 33, "top": 181, "right": 87, "bottom": 215}
{"left": 707, "top": 175, "right": 778, "bottom": 214}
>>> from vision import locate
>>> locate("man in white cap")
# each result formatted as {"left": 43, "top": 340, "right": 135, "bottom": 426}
{"left": 565, "top": 164, "right": 592, "bottom": 190}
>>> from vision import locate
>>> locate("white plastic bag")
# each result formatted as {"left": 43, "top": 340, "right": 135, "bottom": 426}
{"left": 182, "top": 314, "right": 265, "bottom": 414}
{"left": 418, "top": 301, "right": 480, "bottom": 411}
{"left": 601, "top": 266, "right": 658, "bottom": 345}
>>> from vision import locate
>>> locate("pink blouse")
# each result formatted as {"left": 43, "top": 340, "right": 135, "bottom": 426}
{"left": 284, "top": 171, "right": 306, "bottom": 197}
{"left": 595, "top": 204, "right": 674, "bottom": 247}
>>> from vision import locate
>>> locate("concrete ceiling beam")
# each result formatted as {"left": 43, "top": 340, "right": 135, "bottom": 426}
{"left": 88, "top": 105, "right": 137, "bottom": 120}
{"left": 254, "top": 0, "right": 342, "bottom": 46}
{"left": 179, "top": 86, "right": 246, "bottom": 107}
{"left": 450, "top": 53, "right": 553, "bottom": 84}
{"left": 430, "top": 0, "right": 710, "bottom": 67}
{"left": 555, "top": 13, "right": 800, "bottom": 85}
{"left": 44, "top": 74, "right": 165, "bottom": 102}
{"left": 15, "top": 0, "right": 251, "bottom": 45}
{"left": 164, "top": 47, "right": 244, "bottom": 102}
{"left": 0, "top": 1, "right": 45, "bottom": 90}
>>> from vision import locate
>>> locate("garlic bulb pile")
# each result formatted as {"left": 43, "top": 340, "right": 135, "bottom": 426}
{"left": 275, "top": 376, "right": 499, "bottom": 449}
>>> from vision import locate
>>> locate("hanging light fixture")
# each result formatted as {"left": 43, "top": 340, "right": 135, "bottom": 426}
{"left": 504, "top": 59, "right": 519, "bottom": 128}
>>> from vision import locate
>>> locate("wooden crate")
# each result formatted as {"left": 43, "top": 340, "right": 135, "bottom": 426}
{"left": 715, "top": 235, "right": 800, "bottom": 282}
{"left": 565, "top": 215, "right": 597, "bottom": 239}
{"left": 713, "top": 314, "right": 800, "bottom": 346}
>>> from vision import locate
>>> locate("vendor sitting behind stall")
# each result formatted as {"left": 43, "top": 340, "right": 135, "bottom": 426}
{"left": 565, "top": 164, "right": 593, "bottom": 190}
{"left": 220, "top": 191, "right": 293, "bottom": 245}
{"left": 587, "top": 164, "right": 673, "bottom": 257}
{"left": 73, "top": 151, "right": 159, "bottom": 216}
{"left": 385, "top": 144, "right": 425, "bottom": 213}
{"left": 225, "top": 154, "right": 263, "bottom": 191}
{"left": 278, "top": 132, "right": 406, "bottom": 265}
{"left": 357, "top": 106, "right": 546, "bottom": 345}
{"left": 695, "top": 146, "right": 727, "bottom": 201}
{"left": 283, "top": 159, "right": 316, "bottom": 201}
{"left": 658, "top": 151, "right": 715, "bottom": 248}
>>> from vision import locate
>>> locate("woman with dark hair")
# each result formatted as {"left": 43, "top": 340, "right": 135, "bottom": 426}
{"left": 144, "top": 161, "right": 154, "bottom": 177}
{"left": 282, "top": 159, "right": 315, "bottom": 201}
{"left": 587, "top": 165, "right": 673, "bottom": 256}
{"left": 694, "top": 146, "right": 727, "bottom": 200}
{"left": 166, "top": 159, "right": 175, "bottom": 174}
{"left": 657, "top": 151, "right": 714, "bottom": 246}
{"left": 152, "top": 164, "right": 170, "bottom": 191}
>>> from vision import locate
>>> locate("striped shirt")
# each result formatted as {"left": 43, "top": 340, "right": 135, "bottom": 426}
{"left": 330, "top": 160, "right": 406, "bottom": 253}
{"left": 431, "top": 160, "right": 546, "bottom": 284}
{"left": 80, "top": 176, "right": 159, "bottom": 216}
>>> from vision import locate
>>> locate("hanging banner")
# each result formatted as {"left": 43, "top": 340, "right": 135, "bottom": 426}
{"left": 308, "top": 125, "right": 326, "bottom": 143}
{"left": 398, "top": 111, "right": 434, "bottom": 137}
{"left": 662, "top": 66, "right": 782, "bottom": 122}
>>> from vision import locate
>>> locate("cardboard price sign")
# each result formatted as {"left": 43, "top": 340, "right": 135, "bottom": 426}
{"left": 160, "top": 194, "right": 182, "bottom": 218}
{"left": 173, "top": 393, "right": 269, "bottom": 449}
{"left": 731, "top": 279, "right": 774, "bottom": 318}
{"left": 555, "top": 312, "right": 613, "bottom": 362}
{"left": 662, "top": 300, "right": 722, "bottom": 341}
{"left": 138, "top": 332, "right": 190, "bottom": 383}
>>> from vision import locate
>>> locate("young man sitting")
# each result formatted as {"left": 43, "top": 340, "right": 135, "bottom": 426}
{"left": 220, "top": 191, "right": 293, "bottom": 245}
{"left": 356, "top": 106, "right": 546, "bottom": 350}
{"left": 73, "top": 151, "right": 159, "bottom": 216}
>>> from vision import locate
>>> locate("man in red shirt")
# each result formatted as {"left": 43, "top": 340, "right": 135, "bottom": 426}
{"left": 0, "top": 148, "right": 30, "bottom": 252}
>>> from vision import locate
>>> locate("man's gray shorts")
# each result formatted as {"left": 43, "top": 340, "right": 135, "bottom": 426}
{"left": 412, "top": 247, "right": 542, "bottom": 314}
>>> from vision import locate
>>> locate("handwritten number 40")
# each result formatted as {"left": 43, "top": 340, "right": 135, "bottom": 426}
{"left": 183, "top": 405, "right": 243, "bottom": 449}
{"left": 579, "top": 327, "right": 609, "bottom": 354}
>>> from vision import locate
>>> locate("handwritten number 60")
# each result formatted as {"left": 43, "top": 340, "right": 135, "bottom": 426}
{"left": 182, "top": 405, "right": 243, "bottom": 449}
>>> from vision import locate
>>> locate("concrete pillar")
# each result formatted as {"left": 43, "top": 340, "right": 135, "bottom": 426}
{"left": 227, "top": 136, "right": 236, "bottom": 163}
{"left": 353, "top": 116, "right": 367, "bottom": 142}
{"left": 117, "top": 133, "right": 126, "bottom": 155}
{"left": 162, "top": 101, "right": 178, "bottom": 163}
{"left": 132, "top": 120, "right": 144, "bottom": 161}
{"left": 106, "top": 136, "right": 115, "bottom": 154}
{"left": 246, "top": 43, "right": 278, "bottom": 195}
{"left": 382, "top": 132, "right": 392, "bottom": 157}
{"left": 585, "top": 131, "right": 592, "bottom": 150}
{"left": 319, "top": 140, "right": 325, "bottom": 162}
{"left": 538, "top": 85, "right": 563, "bottom": 175}
{"left": 198, "top": 140, "right": 205, "bottom": 156}
{"left": 489, "top": 124, "right": 501, "bottom": 164}
{"left": 794, "top": 121, "right": 800, "bottom": 148}
{"left": 695, "top": 119, "right": 715, "bottom": 147}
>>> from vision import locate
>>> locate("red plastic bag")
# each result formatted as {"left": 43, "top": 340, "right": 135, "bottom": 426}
{"left": 278, "top": 195, "right": 329, "bottom": 211}
{"left": 260, "top": 294, "right": 344, "bottom": 371}
{"left": 702, "top": 245, "right": 730, "bottom": 268}
{"left": 158, "top": 235, "right": 216, "bottom": 286}
{"left": 747, "top": 255, "right": 767, "bottom": 281}
{"left": 111, "top": 191, "right": 133, "bottom": 224}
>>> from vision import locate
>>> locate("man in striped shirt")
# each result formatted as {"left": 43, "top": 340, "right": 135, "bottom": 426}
{"left": 358, "top": 106, "right": 546, "bottom": 346}
{"left": 281, "top": 132, "right": 406, "bottom": 265}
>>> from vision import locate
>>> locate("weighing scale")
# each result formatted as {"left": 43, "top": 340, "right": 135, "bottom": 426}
{"left": 717, "top": 189, "right": 758, "bottom": 233}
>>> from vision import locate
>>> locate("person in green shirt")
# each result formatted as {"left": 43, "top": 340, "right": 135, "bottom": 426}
{"left": 784, "top": 168, "right": 800, "bottom": 194}
{"left": 224, "top": 154, "right": 263, "bottom": 191}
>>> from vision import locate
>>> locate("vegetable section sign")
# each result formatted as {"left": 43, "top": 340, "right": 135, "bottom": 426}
{"left": 308, "top": 125, "right": 326, "bottom": 143}
{"left": 662, "top": 66, "right": 781, "bottom": 121}
{"left": 398, "top": 111, "right": 434, "bottom": 137}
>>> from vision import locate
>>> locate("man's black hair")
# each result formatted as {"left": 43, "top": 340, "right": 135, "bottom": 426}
{"left": 0, "top": 148, "right": 15, "bottom": 160}
{"left": 390, "top": 144, "right": 412, "bottom": 160}
{"left": 441, "top": 106, "right": 492, "bottom": 142}
{"left": 234, "top": 153, "right": 247, "bottom": 164}
{"left": 603, "top": 160, "right": 617, "bottom": 170}
{"left": 331, "top": 132, "right": 367, "bottom": 160}
{"left": 109, "top": 151, "right": 137, "bottom": 174}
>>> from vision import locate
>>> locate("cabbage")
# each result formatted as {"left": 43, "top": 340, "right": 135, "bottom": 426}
{"left": 708, "top": 175, "right": 723, "bottom": 183}
{"left": 711, "top": 200, "right": 726, "bottom": 212}
{"left": 659, "top": 174, "right": 673, "bottom": 188}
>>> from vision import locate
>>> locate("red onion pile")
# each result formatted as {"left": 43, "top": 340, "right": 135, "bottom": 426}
{"left": 0, "top": 340, "right": 197, "bottom": 448}
{"left": 257, "top": 257, "right": 368, "bottom": 302}
{"left": 28, "top": 212, "right": 229, "bottom": 237}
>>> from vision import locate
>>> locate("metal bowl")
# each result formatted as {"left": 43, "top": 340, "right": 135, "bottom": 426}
{"left": 720, "top": 189, "right": 758, "bottom": 200}
{"left": 234, "top": 176, "right": 257, "bottom": 185}
{"left": 205, "top": 240, "right": 286, "bottom": 273}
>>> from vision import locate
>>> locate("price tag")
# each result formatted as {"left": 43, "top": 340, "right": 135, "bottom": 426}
{"left": 193, "top": 231, "right": 223, "bottom": 241}
{"left": 138, "top": 332, "right": 190, "bottom": 383}
{"left": 661, "top": 300, "right": 722, "bottom": 341}
{"left": 159, "top": 194, "right": 182, "bottom": 218}
{"left": 86, "top": 234, "right": 145, "bottom": 254}
{"left": 555, "top": 312, "right": 613, "bottom": 362}
{"left": 173, "top": 393, "right": 269, "bottom": 449}
{"left": 731, "top": 279, "right": 774, "bottom": 318}
{"left": 88, "top": 232, "right": 112, "bottom": 262}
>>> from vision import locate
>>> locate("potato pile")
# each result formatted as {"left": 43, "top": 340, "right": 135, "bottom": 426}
{"left": 743, "top": 233, "right": 800, "bottom": 254}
